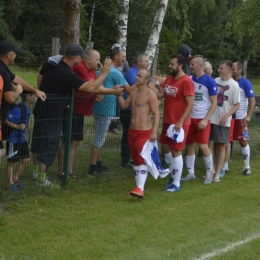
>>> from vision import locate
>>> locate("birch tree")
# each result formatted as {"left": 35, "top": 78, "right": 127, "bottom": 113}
{"left": 145, "top": 0, "right": 168, "bottom": 69}
{"left": 62, "top": 0, "right": 81, "bottom": 53}
{"left": 115, "top": 0, "right": 129, "bottom": 49}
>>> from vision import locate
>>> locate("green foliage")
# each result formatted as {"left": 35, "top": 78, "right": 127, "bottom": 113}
{"left": 231, "top": 0, "right": 260, "bottom": 60}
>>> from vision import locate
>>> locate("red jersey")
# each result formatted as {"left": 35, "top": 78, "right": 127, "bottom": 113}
{"left": 72, "top": 61, "right": 97, "bottom": 116}
{"left": 162, "top": 74, "right": 194, "bottom": 126}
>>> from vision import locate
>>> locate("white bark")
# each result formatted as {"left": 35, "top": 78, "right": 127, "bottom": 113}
{"left": 145, "top": 0, "right": 168, "bottom": 69}
{"left": 115, "top": 0, "right": 129, "bottom": 50}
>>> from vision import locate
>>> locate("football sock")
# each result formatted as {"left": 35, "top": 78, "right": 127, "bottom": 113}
{"left": 186, "top": 154, "right": 195, "bottom": 175}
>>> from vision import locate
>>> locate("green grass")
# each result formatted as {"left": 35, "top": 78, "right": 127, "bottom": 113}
{"left": 1, "top": 67, "right": 260, "bottom": 260}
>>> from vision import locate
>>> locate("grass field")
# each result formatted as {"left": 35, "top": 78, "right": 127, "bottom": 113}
{"left": 0, "top": 67, "right": 260, "bottom": 259}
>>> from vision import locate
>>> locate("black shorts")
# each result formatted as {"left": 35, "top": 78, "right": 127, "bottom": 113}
{"left": 31, "top": 118, "right": 62, "bottom": 167}
{"left": 6, "top": 141, "right": 30, "bottom": 162}
{"left": 62, "top": 111, "right": 84, "bottom": 142}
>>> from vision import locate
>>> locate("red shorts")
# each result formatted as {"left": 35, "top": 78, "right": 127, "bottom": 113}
{"left": 229, "top": 119, "right": 235, "bottom": 142}
{"left": 185, "top": 118, "right": 211, "bottom": 144}
{"left": 232, "top": 119, "right": 244, "bottom": 141}
{"left": 128, "top": 128, "right": 152, "bottom": 165}
{"left": 160, "top": 122, "right": 190, "bottom": 151}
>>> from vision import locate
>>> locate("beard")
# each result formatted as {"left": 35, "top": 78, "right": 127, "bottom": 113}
{"left": 170, "top": 67, "right": 179, "bottom": 77}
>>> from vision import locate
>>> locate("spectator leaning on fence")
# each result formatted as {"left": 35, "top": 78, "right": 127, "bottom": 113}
{"left": 0, "top": 40, "right": 46, "bottom": 160}
{"left": 120, "top": 53, "right": 150, "bottom": 168}
{"left": 30, "top": 44, "right": 114, "bottom": 187}
{"left": 57, "top": 49, "right": 123, "bottom": 180}
{"left": 88, "top": 43, "right": 131, "bottom": 176}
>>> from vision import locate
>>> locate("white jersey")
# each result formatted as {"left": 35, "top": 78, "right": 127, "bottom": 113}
{"left": 211, "top": 77, "right": 240, "bottom": 127}
{"left": 190, "top": 74, "right": 217, "bottom": 119}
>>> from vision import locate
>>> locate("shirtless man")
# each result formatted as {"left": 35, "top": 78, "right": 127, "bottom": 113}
{"left": 117, "top": 69, "right": 159, "bottom": 198}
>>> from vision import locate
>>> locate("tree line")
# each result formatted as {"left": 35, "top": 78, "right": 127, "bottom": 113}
{"left": 0, "top": 0, "right": 259, "bottom": 74}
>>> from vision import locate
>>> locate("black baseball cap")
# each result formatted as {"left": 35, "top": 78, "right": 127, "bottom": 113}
{"left": 65, "top": 44, "right": 88, "bottom": 58}
{"left": 0, "top": 40, "right": 23, "bottom": 54}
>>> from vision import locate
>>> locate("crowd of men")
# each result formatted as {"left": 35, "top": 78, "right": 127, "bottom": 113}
{"left": 0, "top": 40, "right": 256, "bottom": 197}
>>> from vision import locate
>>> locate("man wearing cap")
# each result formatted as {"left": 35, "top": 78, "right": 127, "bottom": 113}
{"left": 88, "top": 43, "right": 131, "bottom": 176}
{"left": 149, "top": 54, "right": 195, "bottom": 192}
{"left": 56, "top": 48, "right": 122, "bottom": 179}
{"left": 0, "top": 40, "right": 46, "bottom": 142}
{"left": 30, "top": 44, "right": 119, "bottom": 186}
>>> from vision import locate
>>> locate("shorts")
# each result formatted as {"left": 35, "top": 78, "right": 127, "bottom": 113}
{"left": 6, "top": 141, "right": 30, "bottom": 162}
{"left": 128, "top": 128, "right": 152, "bottom": 165}
{"left": 232, "top": 119, "right": 244, "bottom": 141}
{"left": 160, "top": 122, "right": 190, "bottom": 151}
{"left": 62, "top": 110, "right": 84, "bottom": 142}
{"left": 185, "top": 118, "right": 211, "bottom": 144}
{"left": 209, "top": 124, "right": 230, "bottom": 143}
{"left": 92, "top": 112, "right": 111, "bottom": 148}
{"left": 229, "top": 119, "right": 235, "bottom": 142}
{"left": 31, "top": 118, "right": 62, "bottom": 167}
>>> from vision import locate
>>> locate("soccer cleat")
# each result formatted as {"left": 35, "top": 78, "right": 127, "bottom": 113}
{"left": 181, "top": 174, "right": 196, "bottom": 181}
{"left": 165, "top": 184, "right": 180, "bottom": 192}
{"left": 219, "top": 169, "right": 226, "bottom": 178}
{"left": 36, "top": 179, "right": 54, "bottom": 187}
{"left": 6, "top": 184, "right": 19, "bottom": 193}
{"left": 204, "top": 171, "right": 214, "bottom": 185}
{"left": 14, "top": 180, "right": 25, "bottom": 190}
{"left": 129, "top": 187, "right": 144, "bottom": 198}
{"left": 243, "top": 168, "right": 251, "bottom": 176}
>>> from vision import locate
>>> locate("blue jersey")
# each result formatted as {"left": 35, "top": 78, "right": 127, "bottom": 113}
{"left": 7, "top": 102, "right": 31, "bottom": 143}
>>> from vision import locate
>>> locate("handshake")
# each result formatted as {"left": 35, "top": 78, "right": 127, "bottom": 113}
{"left": 113, "top": 84, "right": 123, "bottom": 96}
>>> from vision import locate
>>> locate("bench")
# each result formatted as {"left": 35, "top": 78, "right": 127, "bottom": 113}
{"left": 251, "top": 95, "right": 260, "bottom": 122}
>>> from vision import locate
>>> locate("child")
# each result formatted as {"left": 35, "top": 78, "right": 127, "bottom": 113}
{"left": 5, "top": 92, "right": 37, "bottom": 193}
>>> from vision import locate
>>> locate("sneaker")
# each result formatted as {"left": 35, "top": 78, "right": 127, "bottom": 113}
{"left": 165, "top": 177, "right": 173, "bottom": 187}
{"left": 129, "top": 187, "right": 144, "bottom": 198}
{"left": 181, "top": 174, "right": 196, "bottom": 181}
{"left": 243, "top": 168, "right": 251, "bottom": 176}
{"left": 97, "top": 165, "right": 109, "bottom": 173}
{"left": 87, "top": 169, "right": 97, "bottom": 177}
{"left": 219, "top": 169, "right": 226, "bottom": 178}
{"left": 112, "top": 129, "right": 120, "bottom": 135}
{"left": 121, "top": 162, "right": 132, "bottom": 169}
{"left": 14, "top": 180, "right": 25, "bottom": 190}
{"left": 204, "top": 171, "right": 214, "bottom": 184}
{"left": 165, "top": 184, "right": 180, "bottom": 192}
{"left": 6, "top": 183, "right": 19, "bottom": 193}
{"left": 36, "top": 179, "right": 54, "bottom": 187}
{"left": 32, "top": 171, "right": 38, "bottom": 180}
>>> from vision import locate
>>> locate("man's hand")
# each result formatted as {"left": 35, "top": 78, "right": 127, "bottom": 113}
{"left": 35, "top": 89, "right": 46, "bottom": 101}
{"left": 95, "top": 95, "right": 104, "bottom": 102}
{"left": 101, "top": 58, "right": 112, "bottom": 75}
{"left": 243, "top": 115, "right": 251, "bottom": 125}
{"left": 174, "top": 122, "right": 183, "bottom": 132}
{"left": 149, "top": 132, "right": 157, "bottom": 142}
{"left": 219, "top": 115, "right": 228, "bottom": 126}
{"left": 198, "top": 119, "right": 208, "bottom": 130}
{"left": 18, "top": 123, "right": 26, "bottom": 130}
{"left": 113, "top": 84, "right": 123, "bottom": 96}
{"left": 13, "top": 84, "right": 23, "bottom": 94}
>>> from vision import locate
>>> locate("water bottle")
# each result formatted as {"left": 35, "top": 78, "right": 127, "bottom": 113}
{"left": 242, "top": 122, "right": 249, "bottom": 141}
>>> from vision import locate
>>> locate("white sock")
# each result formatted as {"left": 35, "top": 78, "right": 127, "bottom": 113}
{"left": 223, "top": 161, "right": 228, "bottom": 171}
{"left": 185, "top": 155, "right": 195, "bottom": 175}
{"left": 133, "top": 165, "right": 148, "bottom": 192}
{"left": 164, "top": 153, "right": 173, "bottom": 170}
{"left": 171, "top": 155, "right": 183, "bottom": 187}
{"left": 203, "top": 154, "right": 213, "bottom": 175}
{"left": 242, "top": 145, "right": 250, "bottom": 169}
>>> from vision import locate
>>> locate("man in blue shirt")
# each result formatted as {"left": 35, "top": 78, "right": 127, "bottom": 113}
{"left": 120, "top": 53, "right": 150, "bottom": 168}
{"left": 88, "top": 44, "right": 131, "bottom": 176}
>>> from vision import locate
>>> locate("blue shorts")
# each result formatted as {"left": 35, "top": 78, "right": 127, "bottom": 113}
{"left": 92, "top": 112, "right": 111, "bottom": 148}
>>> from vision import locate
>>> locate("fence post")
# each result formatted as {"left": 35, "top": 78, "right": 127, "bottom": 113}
{"left": 243, "top": 60, "right": 248, "bottom": 78}
{"left": 52, "top": 37, "right": 60, "bottom": 56}
{"left": 61, "top": 91, "right": 74, "bottom": 188}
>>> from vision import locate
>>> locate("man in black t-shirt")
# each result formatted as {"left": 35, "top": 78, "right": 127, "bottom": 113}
{"left": 30, "top": 44, "right": 120, "bottom": 187}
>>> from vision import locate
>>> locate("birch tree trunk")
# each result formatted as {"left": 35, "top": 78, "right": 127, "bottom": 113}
{"left": 62, "top": 0, "right": 81, "bottom": 53}
{"left": 145, "top": 0, "right": 168, "bottom": 69}
{"left": 115, "top": 0, "right": 129, "bottom": 49}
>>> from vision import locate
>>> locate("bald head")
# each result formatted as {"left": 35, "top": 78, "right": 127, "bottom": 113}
{"left": 189, "top": 55, "right": 204, "bottom": 77}
{"left": 84, "top": 49, "right": 100, "bottom": 70}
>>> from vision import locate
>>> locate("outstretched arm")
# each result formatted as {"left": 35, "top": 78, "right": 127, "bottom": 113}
{"left": 117, "top": 95, "right": 131, "bottom": 110}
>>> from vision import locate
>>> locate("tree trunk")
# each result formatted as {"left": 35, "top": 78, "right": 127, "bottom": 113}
{"left": 145, "top": 0, "right": 168, "bottom": 69}
{"left": 115, "top": 0, "right": 129, "bottom": 49}
{"left": 62, "top": 0, "right": 81, "bottom": 54}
